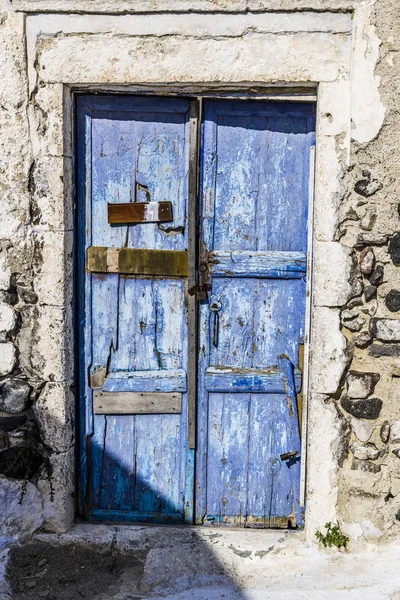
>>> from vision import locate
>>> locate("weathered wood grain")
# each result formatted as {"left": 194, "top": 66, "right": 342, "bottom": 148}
{"left": 196, "top": 99, "right": 315, "bottom": 528}
{"left": 93, "top": 391, "right": 182, "bottom": 414}
{"left": 77, "top": 95, "right": 192, "bottom": 522}
{"left": 208, "top": 250, "right": 306, "bottom": 278}
{"left": 204, "top": 366, "right": 302, "bottom": 393}
{"left": 102, "top": 369, "right": 187, "bottom": 392}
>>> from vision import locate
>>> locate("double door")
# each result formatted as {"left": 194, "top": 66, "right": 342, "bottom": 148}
{"left": 77, "top": 94, "right": 315, "bottom": 527}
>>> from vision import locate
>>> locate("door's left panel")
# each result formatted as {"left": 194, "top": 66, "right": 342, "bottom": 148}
{"left": 76, "top": 95, "right": 192, "bottom": 523}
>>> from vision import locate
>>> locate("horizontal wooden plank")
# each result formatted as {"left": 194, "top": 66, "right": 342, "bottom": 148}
{"left": 103, "top": 369, "right": 187, "bottom": 393}
{"left": 208, "top": 251, "right": 306, "bottom": 278}
{"left": 93, "top": 391, "right": 182, "bottom": 414}
{"left": 108, "top": 201, "right": 173, "bottom": 224}
{"left": 204, "top": 366, "right": 301, "bottom": 393}
{"left": 87, "top": 247, "right": 188, "bottom": 277}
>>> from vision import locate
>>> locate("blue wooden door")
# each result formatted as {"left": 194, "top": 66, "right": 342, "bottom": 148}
{"left": 77, "top": 96, "right": 193, "bottom": 523}
{"left": 195, "top": 100, "right": 315, "bottom": 527}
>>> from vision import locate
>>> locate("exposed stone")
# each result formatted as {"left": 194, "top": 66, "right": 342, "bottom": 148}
{"left": 0, "top": 478, "right": 44, "bottom": 540}
{"left": 370, "top": 318, "right": 400, "bottom": 341}
{"left": 0, "top": 304, "right": 16, "bottom": 334}
{"left": 354, "top": 178, "right": 383, "bottom": 198}
{"left": 390, "top": 420, "right": 400, "bottom": 443}
{"left": 351, "top": 458, "right": 381, "bottom": 474}
{"left": 0, "top": 344, "right": 16, "bottom": 377}
{"left": 33, "top": 382, "right": 74, "bottom": 452}
{"left": 0, "top": 416, "right": 26, "bottom": 432}
{"left": 361, "top": 300, "right": 377, "bottom": 316}
{"left": 364, "top": 284, "right": 377, "bottom": 301}
{"left": 359, "top": 247, "right": 375, "bottom": 275}
{"left": 343, "top": 316, "right": 366, "bottom": 332}
{"left": 346, "top": 297, "right": 364, "bottom": 310}
{"left": 380, "top": 421, "right": 390, "bottom": 443}
{"left": 354, "top": 233, "right": 388, "bottom": 248}
{"left": 386, "top": 290, "right": 400, "bottom": 313}
{"left": 0, "top": 379, "right": 30, "bottom": 414}
{"left": 341, "top": 309, "right": 359, "bottom": 321}
{"left": 389, "top": 232, "right": 400, "bottom": 264}
{"left": 369, "top": 343, "right": 400, "bottom": 357}
{"left": 393, "top": 449, "right": 400, "bottom": 459}
{"left": 312, "top": 308, "right": 348, "bottom": 395}
{"left": 350, "top": 441, "right": 380, "bottom": 461}
{"left": 369, "top": 264, "right": 384, "bottom": 286}
{"left": 341, "top": 397, "right": 383, "bottom": 420}
{"left": 346, "top": 371, "right": 380, "bottom": 399}
{"left": 360, "top": 209, "right": 377, "bottom": 231}
{"left": 351, "top": 418, "right": 375, "bottom": 442}
{"left": 353, "top": 331, "right": 372, "bottom": 348}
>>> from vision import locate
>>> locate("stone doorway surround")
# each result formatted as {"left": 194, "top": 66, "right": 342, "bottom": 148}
{"left": 7, "top": 0, "right": 385, "bottom": 539}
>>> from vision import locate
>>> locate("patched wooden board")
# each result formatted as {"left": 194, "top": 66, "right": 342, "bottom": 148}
{"left": 87, "top": 247, "right": 188, "bottom": 276}
{"left": 93, "top": 391, "right": 182, "bottom": 415}
{"left": 108, "top": 201, "right": 173, "bottom": 224}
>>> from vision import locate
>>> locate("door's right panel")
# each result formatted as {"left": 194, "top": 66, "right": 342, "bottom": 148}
{"left": 196, "top": 100, "right": 316, "bottom": 528}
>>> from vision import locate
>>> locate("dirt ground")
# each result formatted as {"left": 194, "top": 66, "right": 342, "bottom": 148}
{"left": 6, "top": 542, "right": 146, "bottom": 600}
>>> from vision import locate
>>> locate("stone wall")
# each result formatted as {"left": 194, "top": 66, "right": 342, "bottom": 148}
{"left": 0, "top": 0, "right": 399, "bottom": 544}
{"left": 335, "top": 0, "right": 400, "bottom": 541}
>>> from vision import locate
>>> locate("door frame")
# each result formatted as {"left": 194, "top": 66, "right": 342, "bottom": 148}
{"left": 73, "top": 88, "right": 316, "bottom": 525}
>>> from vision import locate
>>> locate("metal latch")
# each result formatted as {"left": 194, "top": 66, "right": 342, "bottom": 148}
{"left": 188, "top": 284, "right": 211, "bottom": 301}
{"left": 280, "top": 450, "right": 299, "bottom": 462}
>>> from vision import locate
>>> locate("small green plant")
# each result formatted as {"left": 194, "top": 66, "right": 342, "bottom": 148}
{"left": 315, "top": 521, "right": 349, "bottom": 550}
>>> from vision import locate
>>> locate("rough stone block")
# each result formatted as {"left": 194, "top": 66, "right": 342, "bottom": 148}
{"left": 313, "top": 242, "right": 352, "bottom": 307}
{"left": 369, "top": 264, "right": 384, "bottom": 286}
{"left": 385, "top": 290, "right": 400, "bottom": 312}
{"left": 390, "top": 420, "right": 400, "bottom": 443}
{"left": 369, "top": 343, "right": 400, "bottom": 357}
{"left": 341, "top": 397, "right": 382, "bottom": 420}
{"left": 380, "top": 421, "right": 390, "bottom": 443}
{"left": 0, "top": 305, "right": 16, "bottom": 334}
{"left": 37, "top": 448, "right": 75, "bottom": 533}
{"left": 353, "top": 331, "right": 372, "bottom": 348}
{"left": 17, "top": 305, "right": 73, "bottom": 381}
{"left": 389, "top": 232, "right": 400, "bottom": 264}
{"left": 364, "top": 284, "right": 377, "bottom": 301}
{"left": 370, "top": 318, "right": 400, "bottom": 342}
{"left": 0, "top": 344, "right": 16, "bottom": 377}
{"left": 351, "top": 418, "right": 375, "bottom": 442}
{"left": 33, "top": 381, "right": 74, "bottom": 452}
{"left": 0, "top": 479, "right": 43, "bottom": 540}
{"left": 350, "top": 441, "right": 380, "bottom": 461}
{"left": 33, "top": 230, "right": 73, "bottom": 307}
{"left": 346, "top": 371, "right": 380, "bottom": 399}
{"left": 311, "top": 308, "right": 348, "bottom": 394}
{"left": 359, "top": 247, "right": 375, "bottom": 274}
{"left": 0, "top": 379, "right": 30, "bottom": 413}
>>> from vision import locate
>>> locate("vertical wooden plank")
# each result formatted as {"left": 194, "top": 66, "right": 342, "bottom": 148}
{"left": 188, "top": 99, "right": 199, "bottom": 450}
{"left": 245, "top": 394, "right": 275, "bottom": 527}
{"left": 76, "top": 98, "right": 93, "bottom": 511}
{"left": 300, "top": 144, "right": 316, "bottom": 507}
{"left": 206, "top": 393, "right": 250, "bottom": 524}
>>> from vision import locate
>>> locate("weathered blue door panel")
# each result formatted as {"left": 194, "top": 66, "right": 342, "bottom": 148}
{"left": 77, "top": 96, "right": 192, "bottom": 522}
{"left": 196, "top": 100, "right": 315, "bottom": 527}
{"left": 77, "top": 95, "right": 314, "bottom": 527}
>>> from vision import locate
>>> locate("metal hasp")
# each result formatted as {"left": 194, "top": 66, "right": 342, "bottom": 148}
{"left": 108, "top": 201, "right": 173, "bottom": 224}
{"left": 87, "top": 247, "right": 188, "bottom": 277}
